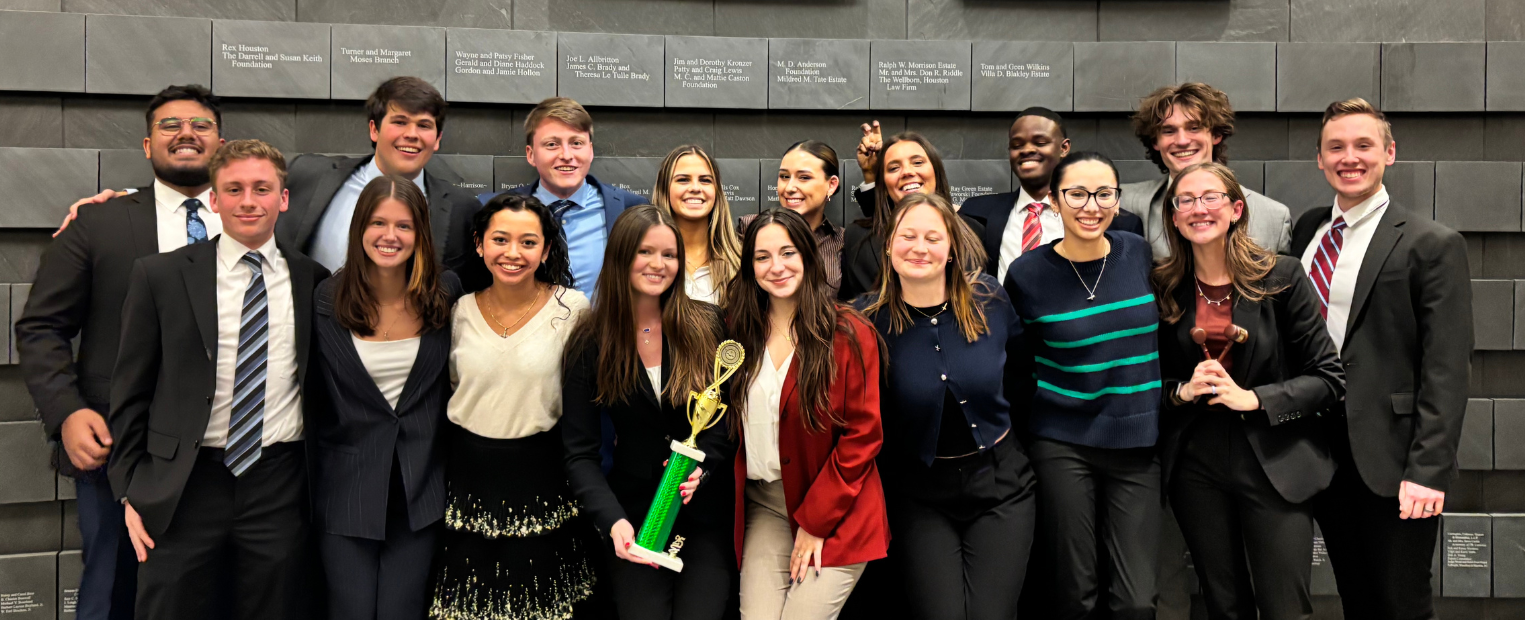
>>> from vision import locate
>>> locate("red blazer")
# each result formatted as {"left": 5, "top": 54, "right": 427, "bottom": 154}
{"left": 733, "top": 314, "right": 889, "bottom": 568}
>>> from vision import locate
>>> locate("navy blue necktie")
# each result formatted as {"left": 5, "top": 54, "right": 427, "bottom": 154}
{"left": 550, "top": 199, "right": 578, "bottom": 225}
{"left": 226, "top": 251, "right": 268, "bottom": 476}
{"left": 185, "top": 199, "right": 209, "bottom": 245}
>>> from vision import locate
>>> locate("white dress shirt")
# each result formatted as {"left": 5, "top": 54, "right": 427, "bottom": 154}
{"left": 685, "top": 265, "right": 720, "bottom": 304}
{"left": 996, "top": 188, "right": 1063, "bottom": 282}
{"left": 352, "top": 336, "right": 421, "bottom": 409}
{"left": 205, "top": 234, "right": 302, "bottom": 447}
{"left": 309, "top": 158, "right": 425, "bottom": 272}
{"left": 646, "top": 366, "right": 662, "bottom": 398}
{"left": 1299, "top": 186, "right": 1390, "bottom": 355}
{"left": 153, "top": 180, "right": 221, "bottom": 252}
{"left": 744, "top": 349, "right": 793, "bottom": 482}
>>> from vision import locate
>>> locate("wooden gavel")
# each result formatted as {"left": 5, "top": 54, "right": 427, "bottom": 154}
{"left": 1191, "top": 324, "right": 1248, "bottom": 362}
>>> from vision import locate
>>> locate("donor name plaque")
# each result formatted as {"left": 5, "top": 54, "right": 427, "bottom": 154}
{"left": 213, "top": 20, "right": 330, "bottom": 99}
{"left": 559, "top": 32, "right": 664, "bottom": 108}
{"left": 666, "top": 36, "right": 767, "bottom": 109}
{"left": 768, "top": 39, "right": 870, "bottom": 110}
{"left": 971, "top": 41, "right": 1073, "bottom": 112}
{"left": 331, "top": 24, "right": 446, "bottom": 100}
{"left": 870, "top": 40, "right": 972, "bottom": 111}
{"left": 445, "top": 28, "right": 556, "bottom": 104}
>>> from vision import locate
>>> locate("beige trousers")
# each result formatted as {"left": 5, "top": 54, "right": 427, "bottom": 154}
{"left": 739, "top": 479, "right": 866, "bottom": 620}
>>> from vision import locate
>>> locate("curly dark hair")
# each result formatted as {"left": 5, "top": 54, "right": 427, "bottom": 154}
{"left": 1132, "top": 82, "right": 1235, "bottom": 174}
{"left": 458, "top": 193, "right": 574, "bottom": 294}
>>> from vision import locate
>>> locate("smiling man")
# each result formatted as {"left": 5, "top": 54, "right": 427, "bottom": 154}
{"left": 960, "top": 107, "right": 1144, "bottom": 280}
{"left": 1121, "top": 83, "right": 1292, "bottom": 258}
{"left": 279, "top": 76, "right": 481, "bottom": 272}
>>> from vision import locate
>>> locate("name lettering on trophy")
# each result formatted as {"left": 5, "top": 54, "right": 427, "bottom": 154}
{"left": 876, "top": 59, "right": 964, "bottom": 92}
{"left": 453, "top": 50, "right": 546, "bottom": 77}
{"left": 220, "top": 43, "right": 323, "bottom": 70}
{"left": 563, "top": 54, "right": 651, "bottom": 82}
{"left": 667, "top": 535, "right": 686, "bottom": 557}
{"left": 340, "top": 47, "right": 413, "bottom": 65}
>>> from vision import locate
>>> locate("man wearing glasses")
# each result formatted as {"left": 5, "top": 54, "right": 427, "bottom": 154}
{"left": 1120, "top": 82, "right": 1292, "bottom": 258}
{"left": 15, "top": 84, "right": 226, "bottom": 620}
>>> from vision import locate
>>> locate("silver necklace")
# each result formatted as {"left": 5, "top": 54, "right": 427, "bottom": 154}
{"left": 1195, "top": 279, "right": 1231, "bottom": 306}
{"left": 1068, "top": 255, "right": 1107, "bottom": 302}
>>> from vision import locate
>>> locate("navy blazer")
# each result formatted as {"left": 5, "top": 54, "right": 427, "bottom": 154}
{"left": 959, "top": 191, "right": 1145, "bottom": 277}
{"left": 306, "top": 272, "right": 462, "bottom": 539}
{"left": 858, "top": 274, "right": 1023, "bottom": 466}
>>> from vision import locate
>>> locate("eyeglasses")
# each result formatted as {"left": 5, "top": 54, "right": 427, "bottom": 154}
{"left": 1058, "top": 187, "right": 1121, "bottom": 210}
{"left": 1171, "top": 192, "right": 1232, "bottom": 211}
{"left": 153, "top": 117, "right": 218, "bottom": 136}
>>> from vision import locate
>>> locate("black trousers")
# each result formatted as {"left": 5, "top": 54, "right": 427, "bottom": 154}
{"left": 888, "top": 436, "right": 1036, "bottom": 620}
{"left": 1026, "top": 438, "right": 1160, "bottom": 620}
{"left": 1311, "top": 424, "right": 1439, "bottom": 620}
{"left": 1170, "top": 416, "right": 1314, "bottom": 620}
{"left": 605, "top": 523, "right": 735, "bottom": 620}
{"left": 320, "top": 458, "right": 437, "bottom": 620}
{"left": 135, "top": 442, "right": 312, "bottom": 620}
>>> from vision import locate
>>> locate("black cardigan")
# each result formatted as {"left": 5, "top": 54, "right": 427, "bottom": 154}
{"left": 1157, "top": 256, "right": 1346, "bottom": 504}
{"left": 561, "top": 305, "right": 736, "bottom": 535}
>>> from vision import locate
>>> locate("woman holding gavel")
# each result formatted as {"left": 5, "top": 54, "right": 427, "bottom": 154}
{"left": 1152, "top": 162, "right": 1345, "bottom": 620}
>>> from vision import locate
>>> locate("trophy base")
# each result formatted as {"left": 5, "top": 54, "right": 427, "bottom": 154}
{"left": 628, "top": 543, "right": 685, "bottom": 572}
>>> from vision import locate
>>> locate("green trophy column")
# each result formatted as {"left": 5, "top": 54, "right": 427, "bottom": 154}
{"left": 627, "top": 441, "right": 707, "bottom": 571}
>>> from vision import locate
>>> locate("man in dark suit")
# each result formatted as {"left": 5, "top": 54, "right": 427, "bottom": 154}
{"left": 15, "top": 84, "right": 227, "bottom": 620}
{"left": 1294, "top": 99, "right": 1471, "bottom": 620}
{"left": 958, "top": 107, "right": 1145, "bottom": 280}
{"left": 279, "top": 76, "right": 481, "bottom": 273}
{"left": 453, "top": 96, "right": 647, "bottom": 293}
{"left": 109, "top": 140, "right": 330, "bottom": 620}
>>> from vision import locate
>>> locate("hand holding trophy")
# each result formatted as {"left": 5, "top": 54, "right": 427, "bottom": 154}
{"left": 626, "top": 340, "right": 745, "bottom": 571}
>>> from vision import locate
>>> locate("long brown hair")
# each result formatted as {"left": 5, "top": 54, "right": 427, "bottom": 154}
{"left": 652, "top": 145, "right": 742, "bottom": 297}
{"left": 333, "top": 175, "right": 451, "bottom": 336}
{"left": 863, "top": 192, "right": 992, "bottom": 342}
{"left": 566, "top": 204, "right": 721, "bottom": 406}
{"left": 1152, "top": 162, "right": 1283, "bottom": 323}
{"left": 869, "top": 132, "right": 952, "bottom": 240}
{"left": 723, "top": 209, "right": 874, "bottom": 434}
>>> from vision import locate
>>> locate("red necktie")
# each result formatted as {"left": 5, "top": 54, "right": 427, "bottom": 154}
{"left": 1021, "top": 202, "right": 1044, "bottom": 252}
{"left": 1310, "top": 217, "right": 1348, "bottom": 319}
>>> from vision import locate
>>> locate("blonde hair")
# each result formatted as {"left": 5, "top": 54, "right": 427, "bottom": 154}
{"left": 1319, "top": 97, "right": 1393, "bottom": 147}
{"left": 523, "top": 97, "right": 593, "bottom": 146}
{"left": 208, "top": 139, "right": 288, "bottom": 188}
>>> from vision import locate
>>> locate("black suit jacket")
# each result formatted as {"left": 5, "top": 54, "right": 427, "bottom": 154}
{"left": 959, "top": 191, "right": 1144, "bottom": 276}
{"left": 306, "top": 273, "right": 461, "bottom": 540}
{"left": 561, "top": 306, "right": 735, "bottom": 536}
{"left": 1158, "top": 257, "right": 1346, "bottom": 504}
{"left": 16, "top": 188, "right": 158, "bottom": 477}
{"left": 1289, "top": 203, "right": 1472, "bottom": 496}
{"left": 839, "top": 213, "right": 988, "bottom": 303}
{"left": 278, "top": 154, "right": 482, "bottom": 269}
{"left": 108, "top": 238, "right": 329, "bottom": 537}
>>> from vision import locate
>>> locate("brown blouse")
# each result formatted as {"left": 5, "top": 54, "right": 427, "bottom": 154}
{"left": 1194, "top": 279, "right": 1234, "bottom": 374}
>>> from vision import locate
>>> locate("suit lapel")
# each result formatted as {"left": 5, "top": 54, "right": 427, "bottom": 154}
{"left": 181, "top": 240, "right": 220, "bottom": 359}
{"left": 1173, "top": 284, "right": 1200, "bottom": 364}
{"left": 124, "top": 190, "right": 159, "bottom": 256}
{"left": 284, "top": 245, "right": 316, "bottom": 384}
{"left": 984, "top": 193, "right": 1018, "bottom": 273}
{"left": 393, "top": 326, "right": 448, "bottom": 414}
{"left": 779, "top": 352, "right": 799, "bottom": 427}
{"left": 296, "top": 157, "right": 366, "bottom": 250}
{"left": 592, "top": 176, "right": 626, "bottom": 237}
{"left": 1228, "top": 294, "right": 1259, "bottom": 388}
{"left": 1345, "top": 208, "right": 1404, "bottom": 347}
{"left": 638, "top": 340, "right": 666, "bottom": 410}
{"left": 315, "top": 302, "right": 395, "bottom": 414}
{"left": 423, "top": 170, "right": 453, "bottom": 257}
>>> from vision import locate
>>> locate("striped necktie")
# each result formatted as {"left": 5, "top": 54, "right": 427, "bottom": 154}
{"left": 550, "top": 199, "right": 578, "bottom": 225}
{"left": 226, "top": 251, "right": 268, "bottom": 476}
{"left": 1021, "top": 202, "right": 1045, "bottom": 252}
{"left": 1310, "top": 217, "right": 1348, "bottom": 319}
{"left": 185, "top": 199, "right": 209, "bottom": 245}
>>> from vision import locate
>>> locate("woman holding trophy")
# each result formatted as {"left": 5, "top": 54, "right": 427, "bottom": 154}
{"left": 725, "top": 209, "right": 888, "bottom": 620}
{"left": 858, "top": 192, "right": 1037, "bottom": 620}
{"left": 1153, "top": 162, "right": 1344, "bottom": 620}
{"left": 561, "top": 205, "right": 737, "bottom": 620}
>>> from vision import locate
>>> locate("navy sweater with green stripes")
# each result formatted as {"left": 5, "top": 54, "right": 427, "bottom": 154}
{"left": 1002, "top": 231, "right": 1161, "bottom": 449}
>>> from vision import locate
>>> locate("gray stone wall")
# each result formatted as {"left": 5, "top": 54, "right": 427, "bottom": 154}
{"left": 2, "top": 0, "right": 1525, "bottom": 617}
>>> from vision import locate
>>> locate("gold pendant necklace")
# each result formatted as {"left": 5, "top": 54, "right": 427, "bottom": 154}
{"left": 484, "top": 285, "right": 544, "bottom": 338}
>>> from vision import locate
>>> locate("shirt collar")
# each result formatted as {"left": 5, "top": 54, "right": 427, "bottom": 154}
{"left": 534, "top": 179, "right": 596, "bottom": 208}
{"left": 153, "top": 179, "right": 213, "bottom": 215}
{"left": 1015, "top": 186, "right": 1052, "bottom": 213}
{"left": 1332, "top": 185, "right": 1390, "bottom": 228}
{"left": 363, "top": 157, "right": 427, "bottom": 196}
{"left": 217, "top": 232, "right": 279, "bottom": 272}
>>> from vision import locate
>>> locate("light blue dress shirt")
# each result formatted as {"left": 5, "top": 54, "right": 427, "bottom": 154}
{"left": 309, "top": 158, "right": 425, "bottom": 272}
{"left": 534, "top": 180, "right": 605, "bottom": 294}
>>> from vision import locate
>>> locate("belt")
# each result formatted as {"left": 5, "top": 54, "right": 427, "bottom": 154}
{"left": 197, "top": 440, "right": 304, "bottom": 462}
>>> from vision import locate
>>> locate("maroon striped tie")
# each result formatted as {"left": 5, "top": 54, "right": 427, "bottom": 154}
{"left": 1310, "top": 217, "right": 1348, "bottom": 319}
{"left": 1021, "top": 202, "right": 1044, "bottom": 252}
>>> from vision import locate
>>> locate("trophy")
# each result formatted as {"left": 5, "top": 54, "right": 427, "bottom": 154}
{"left": 626, "top": 340, "right": 745, "bottom": 572}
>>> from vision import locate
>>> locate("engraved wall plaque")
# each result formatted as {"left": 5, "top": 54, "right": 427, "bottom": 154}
{"left": 1441, "top": 513, "right": 1491, "bottom": 597}
{"left": 763, "top": 158, "right": 846, "bottom": 228}
{"left": 330, "top": 24, "right": 446, "bottom": 101}
{"left": 1497, "top": 399, "right": 1525, "bottom": 470}
{"left": 971, "top": 41, "right": 1073, "bottom": 112}
{"left": 1073, "top": 42, "right": 1175, "bottom": 113}
{"left": 1310, "top": 522, "right": 1338, "bottom": 596}
{"left": 870, "top": 40, "right": 972, "bottom": 111}
{"left": 1459, "top": 398, "right": 1494, "bottom": 470}
{"left": 591, "top": 157, "right": 662, "bottom": 201}
{"left": 0, "top": 148, "right": 98, "bottom": 229}
{"left": 98, "top": 150, "right": 153, "bottom": 193}
{"left": 86, "top": 14, "right": 211, "bottom": 96}
{"left": 0, "top": 552, "right": 56, "bottom": 618}
{"left": 445, "top": 28, "right": 556, "bottom": 105}
{"left": 943, "top": 160, "right": 1012, "bottom": 206}
{"left": 768, "top": 39, "right": 870, "bottom": 111}
{"left": 213, "top": 20, "right": 330, "bottom": 99}
{"left": 430, "top": 154, "right": 494, "bottom": 194}
{"left": 0, "top": 11, "right": 84, "bottom": 93}
{"left": 665, "top": 36, "right": 767, "bottom": 110}
{"left": 492, "top": 157, "right": 538, "bottom": 194}
{"left": 0, "top": 419, "right": 52, "bottom": 503}
{"left": 558, "top": 32, "right": 664, "bottom": 108}
{"left": 1494, "top": 514, "right": 1525, "bottom": 597}
{"left": 58, "top": 550, "right": 81, "bottom": 620}
{"left": 717, "top": 159, "right": 761, "bottom": 222}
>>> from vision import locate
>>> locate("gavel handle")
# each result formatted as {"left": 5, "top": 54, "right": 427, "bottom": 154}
{"left": 1215, "top": 342, "right": 1234, "bottom": 363}
{"left": 1199, "top": 344, "right": 1212, "bottom": 360}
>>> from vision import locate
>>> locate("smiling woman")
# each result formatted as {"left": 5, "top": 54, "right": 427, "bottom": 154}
{"left": 652, "top": 145, "right": 741, "bottom": 304}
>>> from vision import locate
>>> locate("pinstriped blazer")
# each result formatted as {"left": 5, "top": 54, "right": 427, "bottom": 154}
{"left": 307, "top": 272, "right": 462, "bottom": 540}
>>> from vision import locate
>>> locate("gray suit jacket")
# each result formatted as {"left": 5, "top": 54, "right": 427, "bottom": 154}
{"left": 1120, "top": 176, "right": 1293, "bottom": 258}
